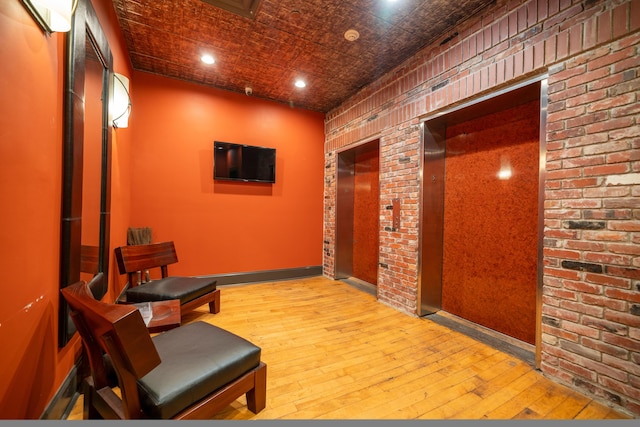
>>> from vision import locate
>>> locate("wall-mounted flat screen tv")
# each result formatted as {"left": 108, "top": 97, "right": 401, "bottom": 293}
{"left": 214, "top": 141, "right": 276, "bottom": 183}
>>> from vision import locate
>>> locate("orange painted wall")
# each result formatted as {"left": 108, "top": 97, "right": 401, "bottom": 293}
{"left": 128, "top": 72, "right": 325, "bottom": 277}
{"left": 0, "top": 3, "right": 65, "bottom": 417}
{"left": 0, "top": 0, "right": 132, "bottom": 418}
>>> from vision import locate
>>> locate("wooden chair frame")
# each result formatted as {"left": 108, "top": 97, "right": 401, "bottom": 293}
{"left": 62, "top": 275, "right": 266, "bottom": 419}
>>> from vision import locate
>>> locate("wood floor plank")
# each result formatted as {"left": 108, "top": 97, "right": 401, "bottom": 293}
{"left": 573, "top": 398, "right": 625, "bottom": 419}
{"left": 437, "top": 361, "right": 533, "bottom": 419}
{"left": 500, "top": 385, "right": 568, "bottom": 419}
{"left": 543, "top": 391, "right": 592, "bottom": 419}
{"left": 419, "top": 387, "right": 485, "bottom": 419}
{"left": 315, "top": 347, "right": 509, "bottom": 419}
{"left": 66, "top": 276, "right": 633, "bottom": 420}
{"left": 386, "top": 375, "right": 486, "bottom": 419}
{"left": 484, "top": 377, "right": 551, "bottom": 419}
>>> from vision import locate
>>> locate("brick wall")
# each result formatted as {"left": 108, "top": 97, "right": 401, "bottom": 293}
{"left": 323, "top": 0, "right": 639, "bottom": 416}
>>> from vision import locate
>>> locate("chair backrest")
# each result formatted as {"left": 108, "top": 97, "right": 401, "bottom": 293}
{"left": 114, "top": 241, "right": 179, "bottom": 287}
{"left": 61, "top": 275, "right": 161, "bottom": 418}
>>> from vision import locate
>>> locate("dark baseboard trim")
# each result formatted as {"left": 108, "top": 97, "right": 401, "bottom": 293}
{"left": 425, "top": 313, "right": 536, "bottom": 367}
{"left": 40, "top": 358, "right": 81, "bottom": 420}
{"left": 199, "top": 265, "right": 323, "bottom": 286}
{"left": 340, "top": 277, "right": 377, "bottom": 296}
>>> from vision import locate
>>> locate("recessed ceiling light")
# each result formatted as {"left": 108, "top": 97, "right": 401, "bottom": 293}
{"left": 295, "top": 79, "right": 306, "bottom": 88}
{"left": 201, "top": 54, "right": 215, "bottom": 64}
{"left": 344, "top": 29, "right": 359, "bottom": 42}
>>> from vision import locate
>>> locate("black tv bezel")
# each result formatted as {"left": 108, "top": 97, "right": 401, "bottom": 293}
{"left": 213, "top": 141, "right": 276, "bottom": 184}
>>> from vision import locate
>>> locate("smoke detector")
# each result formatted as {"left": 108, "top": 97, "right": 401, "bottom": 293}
{"left": 344, "top": 29, "right": 359, "bottom": 41}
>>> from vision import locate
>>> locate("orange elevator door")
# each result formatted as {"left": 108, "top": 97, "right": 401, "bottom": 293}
{"left": 352, "top": 148, "right": 379, "bottom": 285}
{"left": 442, "top": 99, "right": 540, "bottom": 344}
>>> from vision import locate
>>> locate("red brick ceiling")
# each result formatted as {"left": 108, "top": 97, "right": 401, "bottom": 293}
{"left": 113, "top": 0, "right": 496, "bottom": 112}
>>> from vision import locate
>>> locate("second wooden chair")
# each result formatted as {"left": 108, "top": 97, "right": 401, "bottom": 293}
{"left": 114, "top": 241, "right": 220, "bottom": 318}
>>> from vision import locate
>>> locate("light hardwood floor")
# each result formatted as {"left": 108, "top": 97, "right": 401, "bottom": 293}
{"left": 67, "top": 276, "right": 632, "bottom": 420}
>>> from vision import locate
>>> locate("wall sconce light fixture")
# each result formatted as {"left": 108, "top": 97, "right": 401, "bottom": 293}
{"left": 112, "top": 73, "right": 132, "bottom": 129}
{"left": 22, "top": 0, "right": 77, "bottom": 34}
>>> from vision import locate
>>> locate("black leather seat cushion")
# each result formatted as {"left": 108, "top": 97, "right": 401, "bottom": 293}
{"left": 125, "top": 276, "right": 217, "bottom": 304}
{"left": 137, "top": 321, "right": 262, "bottom": 419}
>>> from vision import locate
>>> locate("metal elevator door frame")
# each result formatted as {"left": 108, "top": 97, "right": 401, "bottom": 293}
{"left": 336, "top": 149, "right": 355, "bottom": 280}
{"left": 419, "top": 121, "right": 446, "bottom": 315}
{"left": 417, "top": 76, "right": 548, "bottom": 368}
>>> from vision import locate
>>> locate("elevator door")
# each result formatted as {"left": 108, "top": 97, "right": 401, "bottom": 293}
{"left": 352, "top": 148, "right": 379, "bottom": 285}
{"left": 336, "top": 141, "right": 379, "bottom": 285}
{"left": 442, "top": 99, "right": 540, "bottom": 344}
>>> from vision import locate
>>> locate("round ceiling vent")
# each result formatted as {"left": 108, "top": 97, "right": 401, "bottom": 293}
{"left": 344, "top": 29, "right": 360, "bottom": 42}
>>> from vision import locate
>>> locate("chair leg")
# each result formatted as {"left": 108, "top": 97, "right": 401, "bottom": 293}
{"left": 82, "top": 377, "right": 102, "bottom": 419}
{"left": 246, "top": 362, "right": 267, "bottom": 414}
{"left": 208, "top": 289, "right": 221, "bottom": 314}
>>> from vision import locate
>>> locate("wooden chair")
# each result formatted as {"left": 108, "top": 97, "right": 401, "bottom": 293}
{"left": 114, "top": 241, "right": 220, "bottom": 317}
{"left": 61, "top": 275, "right": 267, "bottom": 419}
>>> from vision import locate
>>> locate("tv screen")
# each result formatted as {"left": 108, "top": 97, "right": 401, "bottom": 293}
{"left": 213, "top": 141, "right": 276, "bottom": 183}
